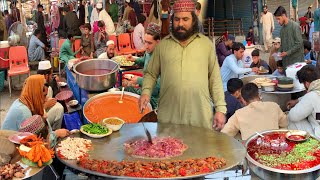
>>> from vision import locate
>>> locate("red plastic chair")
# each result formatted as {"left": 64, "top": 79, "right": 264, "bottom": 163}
{"left": 73, "top": 39, "right": 81, "bottom": 58}
{"left": 130, "top": 33, "right": 145, "bottom": 56}
{"left": 118, "top": 33, "right": 137, "bottom": 55}
{"left": 0, "top": 47, "right": 10, "bottom": 69}
{"left": 7, "top": 46, "right": 30, "bottom": 96}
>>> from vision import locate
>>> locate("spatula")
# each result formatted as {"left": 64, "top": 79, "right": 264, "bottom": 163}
{"left": 142, "top": 122, "right": 153, "bottom": 144}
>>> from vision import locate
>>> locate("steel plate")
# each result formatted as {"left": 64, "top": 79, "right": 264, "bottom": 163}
{"left": 56, "top": 123, "right": 246, "bottom": 179}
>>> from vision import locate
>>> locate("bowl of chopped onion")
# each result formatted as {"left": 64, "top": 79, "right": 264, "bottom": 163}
{"left": 101, "top": 117, "right": 125, "bottom": 131}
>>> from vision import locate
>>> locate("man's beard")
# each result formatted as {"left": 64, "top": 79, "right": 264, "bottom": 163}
{"left": 107, "top": 53, "right": 114, "bottom": 59}
{"left": 264, "top": 11, "right": 267, "bottom": 14}
{"left": 172, "top": 26, "right": 195, "bottom": 41}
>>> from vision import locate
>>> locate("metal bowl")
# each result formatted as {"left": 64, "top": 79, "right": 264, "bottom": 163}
{"left": 245, "top": 129, "right": 320, "bottom": 180}
{"left": 286, "top": 130, "right": 310, "bottom": 142}
{"left": 73, "top": 59, "right": 120, "bottom": 91}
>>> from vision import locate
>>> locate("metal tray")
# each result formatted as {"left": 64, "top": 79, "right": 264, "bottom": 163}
{"left": 56, "top": 123, "right": 246, "bottom": 179}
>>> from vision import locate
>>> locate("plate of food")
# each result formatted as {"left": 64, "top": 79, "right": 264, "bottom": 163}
{"left": 112, "top": 56, "right": 137, "bottom": 67}
{"left": 8, "top": 132, "right": 34, "bottom": 144}
{"left": 80, "top": 123, "right": 112, "bottom": 138}
{"left": 251, "top": 77, "right": 272, "bottom": 88}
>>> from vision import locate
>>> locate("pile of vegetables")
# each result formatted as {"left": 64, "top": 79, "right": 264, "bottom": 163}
{"left": 113, "top": 56, "right": 135, "bottom": 66}
{"left": 82, "top": 124, "right": 108, "bottom": 135}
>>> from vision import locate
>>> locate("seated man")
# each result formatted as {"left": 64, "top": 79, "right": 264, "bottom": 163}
{"left": 37, "top": 60, "right": 64, "bottom": 130}
{"left": 272, "top": 60, "right": 286, "bottom": 77}
{"left": 125, "top": 23, "right": 161, "bottom": 109}
{"left": 59, "top": 34, "right": 81, "bottom": 64}
{"left": 220, "top": 42, "right": 259, "bottom": 91}
{"left": 94, "top": 21, "right": 108, "bottom": 57}
{"left": 304, "top": 40, "right": 317, "bottom": 66}
{"left": 221, "top": 83, "right": 288, "bottom": 140}
{"left": 216, "top": 35, "right": 234, "bottom": 67}
{"left": 250, "top": 49, "right": 271, "bottom": 73}
{"left": 28, "top": 29, "right": 46, "bottom": 61}
{"left": 225, "top": 78, "right": 244, "bottom": 121}
{"left": 98, "top": 40, "right": 116, "bottom": 59}
{"left": 287, "top": 65, "right": 320, "bottom": 138}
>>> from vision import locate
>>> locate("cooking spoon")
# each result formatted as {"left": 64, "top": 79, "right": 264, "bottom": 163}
{"left": 118, "top": 87, "right": 125, "bottom": 103}
{"left": 255, "top": 132, "right": 265, "bottom": 138}
{"left": 142, "top": 123, "right": 153, "bottom": 144}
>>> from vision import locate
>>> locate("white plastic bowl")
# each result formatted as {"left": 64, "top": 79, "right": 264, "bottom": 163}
{"left": 101, "top": 117, "right": 125, "bottom": 131}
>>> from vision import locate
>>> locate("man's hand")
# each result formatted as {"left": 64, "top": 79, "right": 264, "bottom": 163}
{"left": 44, "top": 98, "right": 57, "bottom": 110}
{"left": 55, "top": 129, "right": 70, "bottom": 138}
{"left": 126, "top": 54, "right": 135, "bottom": 61}
{"left": 280, "top": 52, "right": 288, "bottom": 57}
{"left": 213, "top": 112, "right": 226, "bottom": 131}
{"left": 287, "top": 99, "right": 299, "bottom": 110}
{"left": 139, "top": 94, "right": 150, "bottom": 113}
{"left": 130, "top": 75, "right": 138, "bottom": 84}
{"left": 305, "top": 60, "right": 312, "bottom": 64}
{"left": 251, "top": 67, "right": 259, "bottom": 73}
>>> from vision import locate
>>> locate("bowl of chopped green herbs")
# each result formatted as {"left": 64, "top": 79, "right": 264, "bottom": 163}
{"left": 80, "top": 123, "right": 112, "bottom": 138}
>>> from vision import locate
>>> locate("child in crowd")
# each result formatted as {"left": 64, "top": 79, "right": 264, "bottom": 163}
{"left": 304, "top": 40, "right": 317, "bottom": 66}
{"left": 250, "top": 49, "right": 271, "bottom": 73}
{"left": 269, "top": 37, "right": 281, "bottom": 72}
{"left": 246, "top": 26, "right": 255, "bottom": 45}
{"left": 225, "top": 78, "right": 244, "bottom": 121}
{"left": 272, "top": 60, "right": 285, "bottom": 77}
{"left": 221, "top": 83, "right": 288, "bottom": 140}
{"left": 80, "top": 23, "right": 94, "bottom": 58}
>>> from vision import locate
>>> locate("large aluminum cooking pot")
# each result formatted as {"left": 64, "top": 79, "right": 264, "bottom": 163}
{"left": 73, "top": 59, "right": 119, "bottom": 91}
{"left": 245, "top": 130, "right": 320, "bottom": 180}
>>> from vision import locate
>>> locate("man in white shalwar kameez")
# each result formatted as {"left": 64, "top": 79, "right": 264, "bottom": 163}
{"left": 99, "top": 5, "right": 115, "bottom": 35}
{"left": 260, "top": 5, "right": 274, "bottom": 51}
{"left": 90, "top": 2, "right": 102, "bottom": 28}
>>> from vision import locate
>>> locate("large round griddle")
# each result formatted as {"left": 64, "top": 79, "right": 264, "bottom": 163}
{"left": 56, "top": 123, "right": 246, "bottom": 179}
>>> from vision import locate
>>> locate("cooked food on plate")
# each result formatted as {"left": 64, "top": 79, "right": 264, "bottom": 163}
{"left": 57, "top": 137, "right": 92, "bottom": 160}
{"left": 78, "top": 156, "right": 226, "bottom": 178}
{"left": 112, "top": 56, "right": 135, "bottom": 66}
{"left": 247, "top": 132, "right": 320, "bottom": 170}
{"left": 0, "top": 163, "right": 25, "bottom": 179}
{"left": 18, "top": 135, "right": 54, "bottom": 167}
{"left": 124, "top": 137, "right": 188, "bottom": 159}
{"left": 251, "top": 77, "right": 272, "bottom": 88}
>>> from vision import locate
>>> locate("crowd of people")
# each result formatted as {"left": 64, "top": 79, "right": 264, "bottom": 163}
{"left": 1, "top": 0, "right": 320, "bottom": 178}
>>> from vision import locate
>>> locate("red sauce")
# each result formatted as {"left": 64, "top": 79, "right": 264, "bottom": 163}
{"left": 288, "top": 135, "right": 305, "bottom": 141}
{"left": 84, "top": 94, "right": 151, "bottom": 123}
{"left": 81, "top": 69, "right": 112, "bottom": 75}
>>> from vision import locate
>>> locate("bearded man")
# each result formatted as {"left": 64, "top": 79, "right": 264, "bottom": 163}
{"left": 139, "top": 0, "right": 227, "bottom": 130}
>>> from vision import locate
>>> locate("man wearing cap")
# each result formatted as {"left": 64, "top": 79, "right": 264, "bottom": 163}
{"left": 37, "top": 60, "right": 64, "bottom": 130}
{"left": 139, "top": 0, "right": 227, "bottom": 130}
{"left": 269, "top": 37, "right": 281, "bottom": 72}
{"left": 90, "top": 2, "right": 102, "bottom": 28}
{"left": 125, "top": 22, "right": 161, "bottom": 109}
{"left": 99, "top": 2, "right": 115, "bottom": 35}
{"left": 98, "top": 40, "right": 116, "bottom": 59}
{"left": 216, "top": 35, "right": 234, "bottom": 67}
{"left": 28, "top": 29, "right": 46, "bottom": 61}
{"left": 260, "top": 5, "right": 274, "bottom": 52}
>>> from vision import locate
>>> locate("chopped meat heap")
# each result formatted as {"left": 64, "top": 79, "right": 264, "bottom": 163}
{"left": 78, "top": 156, "right": 226, "bottom": 178}
{"left": 124, "top": 137, "right": 188, "bottom": 159}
